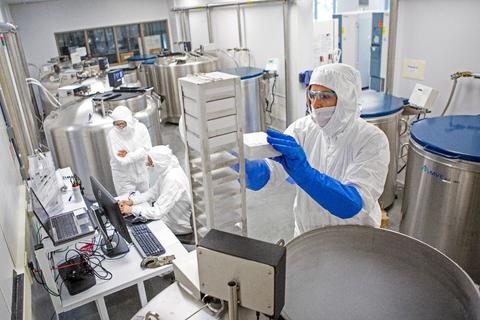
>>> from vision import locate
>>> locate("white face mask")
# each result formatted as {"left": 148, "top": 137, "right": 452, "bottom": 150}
{"left": 311, "top": 106, "right": 336, "bottom": 127}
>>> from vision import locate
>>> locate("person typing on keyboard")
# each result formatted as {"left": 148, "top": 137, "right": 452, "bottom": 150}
{"left": 118, "top": 146, "right": 193, "bottom": 236}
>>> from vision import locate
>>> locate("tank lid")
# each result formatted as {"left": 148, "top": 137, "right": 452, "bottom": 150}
{"left": 411, "top": 115, "right": 480, "bottom": 162}
{"left": 92, "top": 91, "right": 143, "bottom": 102}
{"left": 220, "top": 67, "right": 264, "bottom": 80}
{"left": 127, "top": 54, "right": 157, "bottom": 62}
{"left": 359, "top": 91, "right": 405, "bottom": 118}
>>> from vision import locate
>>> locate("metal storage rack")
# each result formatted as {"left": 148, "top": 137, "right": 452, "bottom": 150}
{"left": 179, "top": 72, "right": 247, "bottom": 242}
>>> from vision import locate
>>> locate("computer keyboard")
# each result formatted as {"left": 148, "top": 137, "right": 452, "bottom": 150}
{"left": 51, "top": 214, "right": 78, "bottom": 240}
{"left": 130, "top": 223, "right": 166, "bottom": 257}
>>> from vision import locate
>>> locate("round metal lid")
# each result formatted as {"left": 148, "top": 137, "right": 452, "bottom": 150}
{"left": 126, "top": 54, "right": 157, "bottom": 62}
{"left": 283, "top": 225, "right": 480, "bottom": 320}
{"left": 220, "top": 66, "right": 264, "bottom": 80}
{"left": 359, "top": 91, "right": 405, "bottom": 118}
{"left": 411, "top": 115, "right": 480, "bottom": 162}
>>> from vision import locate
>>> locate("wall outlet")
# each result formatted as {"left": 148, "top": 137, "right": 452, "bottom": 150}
{"left": 401, "top": 58, "right": 426, "bottom": 80}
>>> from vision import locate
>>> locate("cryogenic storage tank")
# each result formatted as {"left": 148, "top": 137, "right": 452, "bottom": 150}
{"left": 283, "top": 225, "right": 480, "bottom": 319}
{"left": 155, "top": 53, "right": 219, "bottom": 123}
{"left": 44, "top": 89, "right": 164, "bottom": 200}
{"left": 221, "top": 67, "right": 266, "bottom": 133}
{"left": 360, "top": 91, "right": 406, "bottom": 209}
{"left": 400, "top": 115, "right": 480, "bottom": 283}
{"left": 127, "top": 54, "right": 157, "bottom": 87}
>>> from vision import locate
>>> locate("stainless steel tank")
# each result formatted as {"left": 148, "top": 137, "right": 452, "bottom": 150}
{"left": 155, "top": 53, "right": 219, "bottom": 123}
{"left": 44, "top": 90, "right": 164, "bottom": 200}
{"left": 283, "top": 225, "right": 480, "bottom": 319}
{"left": 0, "top": 23, "right": 40, "bottom": 177}
{"left": 360, "top": 91, "right": 406, "bottom": 209}
{"left": 92, "top": 89, "right": 162, "bottom": 146}
{"left": 127, "top": 55, "right": 157, "bottom": 88}
{"left": 40, "top": 76, "right": 109, "bottom": 116}
{"left": 142, "top": 61, "right": 157, "bottom": 89}
{"left": 400, "top": 115, "right": 480, "bottom": 283}
{"left": 122, "top": 67, "right": 141, "bottom": 86}
{"left": 221, "top": 67, "right": 266, "bottom": 133}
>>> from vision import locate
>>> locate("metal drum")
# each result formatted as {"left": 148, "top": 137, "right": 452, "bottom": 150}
{"left": 127, "top": 55, "right": 157, "bottom": 87}
{"left": 221, "top": 67, "right": 266, "bottom": 133}
{"left": 283, "top": 225, "right": 480, "bottom": 320}
{"left": 154, "top": 53, "right": 219, "bottom": 123}
{"left": 400, "top": 115, "right": 480, "bottom": 283}
{"left": 142, "top": 60, "right": 157, "bottom": 89}
{"left": 360, "top": 91, "right": 406, "bottom": 209}
{"left": 92, "top": 90, "right": 162, "bottom": 146}
{"left": 44, "top": 91, "right": 164, "bottom": 200}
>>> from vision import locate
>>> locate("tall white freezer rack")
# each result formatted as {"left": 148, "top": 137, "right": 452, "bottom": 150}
{"left": 178, "top": 72, "right": 247, "bottom": 242}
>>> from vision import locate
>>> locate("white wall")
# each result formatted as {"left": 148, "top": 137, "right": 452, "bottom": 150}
{"left": 393, "top": 0, "right": 480, "bottom": 115}
{"left": 9, "top": 0, "right": 173, "bottom": 67}
{"left": 0, "top": 3, "right": 24, "bottom": 311}
{"left": 287, "top": 0, "right": 314, "bottom": 122}
{"left": 183, "top": 1, "right": 315, "bottom": 126}
{"left": 336, "top": 0, "right": 388, "bottom": 13}
{"left": 186, "top": 2, "right": 287, "bottom": 120}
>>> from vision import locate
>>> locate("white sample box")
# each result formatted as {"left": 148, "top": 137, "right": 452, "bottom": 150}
{"left": 243, "top": 132, "right": 281, "bottom": 160}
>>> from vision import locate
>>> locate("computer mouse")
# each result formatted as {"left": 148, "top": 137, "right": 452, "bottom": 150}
{"left": 141, "top": 256, "right": 159, "bottom": 268}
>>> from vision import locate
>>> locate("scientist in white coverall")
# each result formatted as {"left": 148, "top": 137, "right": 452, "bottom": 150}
{"left": 108, "top": 106, "right": 152, "bottom": 196}
{"left": 118, "top": 146, "right": 192, "bottom": 235}
{"left": 245, "top": 63, "right": 390, "bottom": 236}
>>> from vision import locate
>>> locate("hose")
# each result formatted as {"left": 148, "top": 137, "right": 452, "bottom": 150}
{"left": 26, "top": 78, "right": 61, "bottom": 109}
{"left": 27, "top": 80, "right": 61, "bottom": 108}
{"left": 440, "top": 71, "right": 478, "bottom": 116}
{"left": 216, "top": 49, "right": 240, "bottom": 70}
{"left": 440, "top": 78, "right": 457, "bottom": 116}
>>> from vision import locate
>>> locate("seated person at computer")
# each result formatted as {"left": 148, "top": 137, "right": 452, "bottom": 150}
{"left": 118, "top": 146, "right": 192, "bottom": 235}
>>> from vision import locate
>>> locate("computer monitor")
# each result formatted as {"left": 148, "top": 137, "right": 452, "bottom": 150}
{"left": 90, "top": 176, "right": 130, "bottom": 257}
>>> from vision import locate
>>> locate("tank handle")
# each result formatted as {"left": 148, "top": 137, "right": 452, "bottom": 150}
{"left": 399, "top": 118, "right": 409, "bottom": 137}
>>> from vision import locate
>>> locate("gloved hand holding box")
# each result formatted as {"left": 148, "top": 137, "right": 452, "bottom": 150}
{"left": 243, "top": 131, "right": 281, "bottom": 160}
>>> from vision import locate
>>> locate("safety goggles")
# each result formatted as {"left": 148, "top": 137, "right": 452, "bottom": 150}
{"left": 307, "top": 89, "right": 337, "bottom": 100}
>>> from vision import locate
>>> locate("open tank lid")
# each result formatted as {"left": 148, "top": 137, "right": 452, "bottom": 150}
{"left": 411, "top": 115, "right": 480, "bottom": 162}
{"left": 220, "top": 67, "right": 264, "bottom": 80}
{"left": 359, "top": 91, "right": 405, "bottom": 118}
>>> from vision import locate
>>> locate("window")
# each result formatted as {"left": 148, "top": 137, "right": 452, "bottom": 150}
{"left": 55, "top": 31, "right": 86, "bottom": 56}
{"left": 54, "top": 20, "right": 170, "bottom": 65}
{"left": 143, "top": 21, "right": 170, "bottom": 55}
{"left": 87, "top": 27, "right": 118, "bottom": 63}
{"left": 116, "top": 24, "right": 141, "bottom": 63}
{"left": 314, "top": 0, "right": 334, "bottom": 21}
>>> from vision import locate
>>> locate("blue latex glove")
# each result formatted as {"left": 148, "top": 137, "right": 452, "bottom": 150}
{"left": 232, "top": 159, "right": 270, "bottom": 191}
{"left": 266, "top": 128, "right": 362, "bottom": 219}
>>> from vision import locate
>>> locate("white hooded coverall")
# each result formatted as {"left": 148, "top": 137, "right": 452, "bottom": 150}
{"left": 266, "top": 64, "right": 390, "bottom": 235}
{"left": 108, "top": 106, "right": 152, "bottom": 196}
{"left": 130, "top": 146, "right": 192, "bottom": 235}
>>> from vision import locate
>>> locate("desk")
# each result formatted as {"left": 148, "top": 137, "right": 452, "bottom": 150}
{"left": 32, "top": 169, "right": 188, "bottom": 320}
{"left": 36, "top": 220, "right": 187, "bottom": 320}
